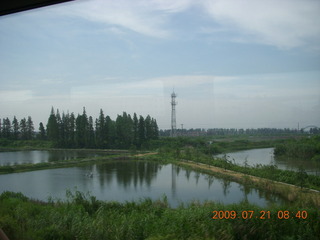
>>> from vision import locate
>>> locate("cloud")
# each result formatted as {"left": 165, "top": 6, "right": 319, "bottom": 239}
{"left": 58, "top": 0, "right": 187, "bottom": 38}
{"left": 50, "top": 0, "right": 320, "bottom": 49}
{"left": 202, "top": 0, "right": 320, "bottom": 49}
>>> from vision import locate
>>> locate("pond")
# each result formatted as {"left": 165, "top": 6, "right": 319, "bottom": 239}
{"left": 0, "top": 150, "right": 119, "bottom": 166}
{"left": 0, "top": 161, "right": 286, "bottom": 208}
{"left": 215, "top": 148, "right": 320, "bottom": 175}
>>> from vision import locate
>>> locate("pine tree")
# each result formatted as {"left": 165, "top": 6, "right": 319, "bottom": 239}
{"left": 96, "top": 109, "right": 106, "bottom": 148}
{"left": 69, "top": 112, "right": 76, "bottom": 147}
{"left": 88, "top": 116, "right": 95, "bottom": 148}
{"left": 26, "top": 116, "right": 34, "bottom": 140}
{"left": 132, "top": 113, "right": 139, "bottom": 147}
{"left": 115, "top": 112, "right": 133, "bottom": 149}
{"left": 60, "top": 112, "right": 68, "bottom": 147}
{"left": 2, "top": 118, "right": 12, "bottom": 139}
{"left": 46, "top": 107, "right": 59, "bottom": 143}
{"left": 12, "top": 116, "right": 20, "bottom": 140}
{"left": 55, "top": 110, "right": 63, "bottom": 146}
{"left": 105, "top": 115, "right": 116, "bottom": 148}
{"left": 138, "top": 115, "right": 145, "bottom": 148}
{"left": 151, "top": 118, "right": 159, "bottom": 140}
{"left": 145, "top": 115, "right": 152, "bottom": 141}
{"left": 75, "top": 107, "right": 89, "bottom": 148}
{"left": 115, "top": 114, "right": 124, "bottom": 148}
{"left": 20, "top": 118, "right": 27, "bottom": 140}
{"left": 38, "top": 122, "right": 46, "bottom": 140}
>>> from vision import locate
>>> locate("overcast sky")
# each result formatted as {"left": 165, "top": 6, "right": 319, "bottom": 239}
{"left": 0, "top": 0, "right": 319, "bottom": 130}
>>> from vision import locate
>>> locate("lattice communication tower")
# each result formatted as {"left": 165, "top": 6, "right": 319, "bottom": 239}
{"left": 171, "top": 91, "right": 177, "bottom": 137}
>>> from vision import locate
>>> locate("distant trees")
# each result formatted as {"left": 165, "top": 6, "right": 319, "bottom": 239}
{"left": 0, "top": 107, "right": 159, "bottom": 150}
{"left": 0, "top": 116, "right": 35, "bottom": 140}
{"left": 160, "top": 127, "right": 319, "bottom": 137}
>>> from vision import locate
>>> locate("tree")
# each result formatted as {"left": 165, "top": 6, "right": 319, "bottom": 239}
{"left": 115, "top": 112, "right": 133, "bottom": 149}
{"left": 55, "top": 110, "right": 64, "bottom": 147}
{"left": 132, "top": 113, "right": 139, "bottom": 147}
{"left": 145, "top": 115, "right": 152, "bottom": 141}
{"left": 69, "top": 112, "right": 76, "bottom": 147}
{"left": 26, "top": 116, "right": 34, "bottom": 140}
{"left": 75, "top": 107, "right": 89, "bottom": 148}
{"left": 105, "top": 115, "right": 116, "bottom": 148}
{"left": 151, "top": 118, "right": 159, "bottom": 140}
{"left": 46, "top": 107, "right": 59, "bottom": 143}
{"left": 2, "top": 118, "right": 11, "bottom": 139}
{"left": 95, "top": 109, "right": 106, "bottom": 148}
{"left": 38, "top": 122, "right": 46, "bottom": 140}
{"left": 12, "top": 116, "right": 20, "bottom": 140}
{"left": 138, "top": 115, "right": 145, "bottom": 148}
{"left": 20, "top": 118, "right": 27, "bottom": 140}
{"left": 115, "top": 114, "right": 125, "bottom": 148}
{"left": 88, "top": 116, "right": 95, "bottom": 148}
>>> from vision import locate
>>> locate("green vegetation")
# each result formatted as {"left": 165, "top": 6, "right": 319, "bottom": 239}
{"left": 0, "top": 107, "right": 159, "bottom": 150}
{"left": 0, "top": 154, "right": 132, "bottom": 174}
{"left": 156, "top": 145, "right": 320, "bottom": 191}
{"left": 274, "top": 136, "right": 320, "bottom": 161}
{"left": 0, "top": 139, "right": 53, "bottom": 150}
{"left": 0, "top": 191, "right": 319, "bottom": 240}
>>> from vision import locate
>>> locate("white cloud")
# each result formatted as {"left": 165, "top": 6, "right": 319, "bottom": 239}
{"left": 50, "top": 0, "right": 320, "bottom": 49}
{"left": 202, "top": 0, "right": 320, "bottom": 49}
{"left": 58, "top": 0, "right": 179, "bottom": 38}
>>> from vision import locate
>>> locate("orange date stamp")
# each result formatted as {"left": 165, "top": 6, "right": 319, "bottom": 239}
{"left": 212, "top": 210, "right": 308, "bottom": 220}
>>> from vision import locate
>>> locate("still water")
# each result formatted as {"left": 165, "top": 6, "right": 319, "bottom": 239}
{"left": 0, "top": 150, "right": 117, "bottom": 166}
{"left": 216, "top": 148, "right": 320, "bottom": 175}
{"left": 0, "top": 161, "right": 285, "bottom": 207}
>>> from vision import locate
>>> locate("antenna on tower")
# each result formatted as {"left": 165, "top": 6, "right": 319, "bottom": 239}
{"left": 171, "top": 90, "right": 177, "bottom": 137}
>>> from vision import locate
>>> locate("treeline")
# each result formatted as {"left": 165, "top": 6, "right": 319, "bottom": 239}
{"left": 160, "top": 127, "right": 319, "bottom": 137}
{"left": 0, "top": 107, "right": 159, "bottom": 149}
{"left": 0, "top": 116, "right": 35, "bottom": 140}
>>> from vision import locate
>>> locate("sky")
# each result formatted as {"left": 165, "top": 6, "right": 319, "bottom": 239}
{"left": 0, "top": 0, "right": 320, "bottom": 130}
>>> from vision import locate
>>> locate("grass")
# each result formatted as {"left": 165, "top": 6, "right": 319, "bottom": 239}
{"left": 0, "top": 191, "right": 319, "bottom": 240}
{"left": 0, "top": 155, "right": 131, "bottom": 174}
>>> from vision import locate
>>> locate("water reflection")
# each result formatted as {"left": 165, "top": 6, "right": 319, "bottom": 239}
{"left": 95, "top": 161, "right": 159, "bottom": 189}
{"left": 0, "top": 161, "right": 286, "bottom": 207}
{"left": 0, "top": 150, "right": 116, "bottom": 166}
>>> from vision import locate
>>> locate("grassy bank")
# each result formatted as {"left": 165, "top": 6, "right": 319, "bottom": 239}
{"left": 158, "top": 145, "right": 320, "bottom": 191}
{"left": 0, "top": 155, "right": 132, "bottom": 174}
{"left": 138, "top": 151, "right": 320, "bottom": 208}
{"left": 0, "top": 139, "right": 54, "bottom": 150}
{"left": 177, "top": 161, "right": 320, "bottom": 209}
{"left": 0, "top": 191, "right": 319, "bottom": 240}
{"left": 0, "top": 151, "right": 159, "bottom": 175}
